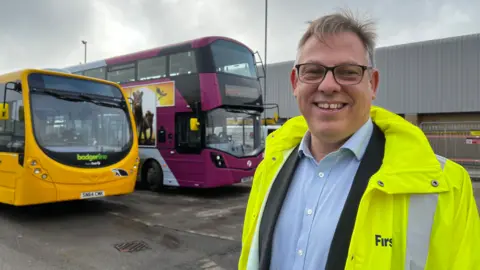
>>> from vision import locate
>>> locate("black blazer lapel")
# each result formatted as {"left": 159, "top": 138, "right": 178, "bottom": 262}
{"left": 258, "top": 145, "right": 300, "bottom": 270}
{"left": 325, "top": 123, "right": 385, "bottom": 270}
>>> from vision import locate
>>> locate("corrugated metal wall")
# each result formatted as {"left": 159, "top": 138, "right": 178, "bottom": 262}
{"left": 261, "top": 60, "right": 298, "bottom": 118}
{"left": 374, "top": 33, "right": 480, "bottom": 114}
{"left": 262, "top": 33, "right": 480, "bottom": 118}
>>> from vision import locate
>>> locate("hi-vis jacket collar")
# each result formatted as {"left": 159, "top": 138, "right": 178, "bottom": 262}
{"left": 264, "top": 105, "right": 450, "bottom": 195}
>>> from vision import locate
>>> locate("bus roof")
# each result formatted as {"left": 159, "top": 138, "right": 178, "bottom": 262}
{"left": 0, "top": 68, "right": 72, "bottom": 78}
{"left": 64, "top": 35, "right": 255, "bottom": 71}
{"left": 0, "top": 68, "right": 78, "bottom": 77}
{"left": 42, "top": 68, "right": 72, "bottom": 73}
{"left": 0, "top": 69, "right": 25, "bottom": 83}
{"left": 0, "top": 68, "right": 122, "bottom": 87}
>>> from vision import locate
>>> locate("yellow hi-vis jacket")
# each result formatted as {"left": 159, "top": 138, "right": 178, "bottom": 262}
{"left": 239, "top": 106, "right": 480, "bottom": 270}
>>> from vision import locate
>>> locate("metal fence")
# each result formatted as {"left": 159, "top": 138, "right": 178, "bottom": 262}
{"left": 419, "top": 121, "right": 480, "bottom": 180}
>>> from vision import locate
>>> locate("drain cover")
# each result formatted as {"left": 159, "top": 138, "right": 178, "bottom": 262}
{"left": 114, "top": 240, "right": 150, "bottom": 253}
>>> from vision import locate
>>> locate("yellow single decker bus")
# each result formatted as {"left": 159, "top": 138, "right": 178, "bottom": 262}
{"left": 0, "top": 69, "right": 139, "bottom": 206}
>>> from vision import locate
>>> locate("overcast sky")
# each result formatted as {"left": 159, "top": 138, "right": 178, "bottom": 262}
{"left": 1, "top": 0, "right": 479, "bottom": 74}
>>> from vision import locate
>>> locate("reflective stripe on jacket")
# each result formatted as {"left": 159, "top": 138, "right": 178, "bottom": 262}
{"left": 239, "top": 106, "right": 480, "bottom": 270}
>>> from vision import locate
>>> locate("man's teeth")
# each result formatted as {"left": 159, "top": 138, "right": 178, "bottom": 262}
{"left": 316, "top": 103, "right": 345, "bottom": 109}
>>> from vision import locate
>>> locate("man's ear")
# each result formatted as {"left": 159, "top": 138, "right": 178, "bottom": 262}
{"left": 290, "top": 68, "right": 298, "bottom": 97}
{"left": 369, "top": 69, "right": 380, "bottom": 100}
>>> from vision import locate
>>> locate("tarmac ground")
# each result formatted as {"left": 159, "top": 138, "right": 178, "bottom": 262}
{"left": 0, "top": 180, "right": 476, "bottom": 270}
{"left": 0, "top": 183, "right": 252, "bottom": 270}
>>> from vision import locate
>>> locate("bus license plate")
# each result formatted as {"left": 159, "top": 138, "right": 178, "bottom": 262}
{"left": 241, "top": 176, "right": 253, "bottom": 183}
{"left": 80, "top": 191, "right": 105, "bottom": 199}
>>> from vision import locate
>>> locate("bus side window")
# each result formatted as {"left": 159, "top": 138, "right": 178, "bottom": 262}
{"left": 0, "top": 83, "right": 25, "bottom": 154}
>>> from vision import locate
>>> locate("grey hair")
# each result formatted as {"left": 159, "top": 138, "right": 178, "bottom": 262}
{"left": 294, "top": 8, "right": 377, "bottom": 67}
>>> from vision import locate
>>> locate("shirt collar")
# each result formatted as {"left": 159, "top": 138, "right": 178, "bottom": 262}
{"left": 298, "top": 118, "right": 374, "bottom": 161}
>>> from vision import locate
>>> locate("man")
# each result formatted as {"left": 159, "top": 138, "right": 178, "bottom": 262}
{"left": 239, "top": 10, "right": 480, "bottom": 270}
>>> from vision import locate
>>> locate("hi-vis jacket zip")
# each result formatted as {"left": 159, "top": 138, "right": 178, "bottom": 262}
{"left": 239, "top": 106, "right": 480, "bottom": 270}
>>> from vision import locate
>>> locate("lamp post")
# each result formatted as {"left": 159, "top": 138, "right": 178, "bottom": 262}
{"left": 81, "top": 40, "right": 87, "bottom": 64}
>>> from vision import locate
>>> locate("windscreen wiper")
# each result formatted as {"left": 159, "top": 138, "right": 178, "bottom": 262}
{"left": 36, "top": 88, "right": 85, "bottom": 102}
{"left": 227, "top": 108, "right": 260, "bottom": 117}
{"left": 78, "top": 93, "right": 124, "bottom": 109}
{"left": 33, "top": 88, "right": 125, "bottom": 109}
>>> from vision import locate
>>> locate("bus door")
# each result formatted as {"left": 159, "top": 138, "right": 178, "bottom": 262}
{"left": 168, "top": 112, "right": 203, "bottom": 186}
{"left": 0, "top": 92, "right": 25, "bottom": 204}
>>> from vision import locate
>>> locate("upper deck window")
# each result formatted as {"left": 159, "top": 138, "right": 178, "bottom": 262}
{"left": 84, "top": 67, "right": 106, "bottom": 80}
{"left": 169, "top": 51, "right": 197, "bottom": 76}
{"left": 210, "top": 40, "right": 257, "bottom": 78}
{"left": 137, "top": 56, "right": 167, "bottom": 80}
{"left": 107, "top": 63, "right": 135, "bottom": 84}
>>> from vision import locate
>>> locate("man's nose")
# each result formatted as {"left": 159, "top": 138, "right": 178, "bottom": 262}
{"left": 317, "top": 71, "right": 341, "bottom": 94}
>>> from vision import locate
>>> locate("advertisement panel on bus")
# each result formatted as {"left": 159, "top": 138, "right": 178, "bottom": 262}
{"left": 123, "top": 80, "right": 175, "bottom": 147}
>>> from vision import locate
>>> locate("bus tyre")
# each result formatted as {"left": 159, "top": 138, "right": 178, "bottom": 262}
{"left": 143, "top": 161, "right": 164, "bottom": 192}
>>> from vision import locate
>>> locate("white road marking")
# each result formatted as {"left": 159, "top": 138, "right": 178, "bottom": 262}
{"left": 199, "top": 258, "right": 225, "bottom": 270}
{"left": 108, "top": 212, "right": 237, "bottom": 241}
{"left": 195, "top": 205, "right": 245, "bottom": 218}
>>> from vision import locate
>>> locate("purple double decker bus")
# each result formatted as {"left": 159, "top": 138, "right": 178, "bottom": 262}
{"left": 64, "top": 36, "right": 265, "bottom": 190}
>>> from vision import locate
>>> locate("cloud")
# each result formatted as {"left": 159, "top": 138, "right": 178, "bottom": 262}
{"left": 378, "top": 3, "right": 474, "bottom": 47}
{"left": 0, "top": 1, "right": 95, "bottom": 73}
{"left": 89, "top": 0, "right": 151, "bottom": 58}
{"left": 0, "top": 0, "right": 479, "bottom": 74}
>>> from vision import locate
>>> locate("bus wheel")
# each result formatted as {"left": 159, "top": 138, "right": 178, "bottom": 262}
{"left": 143, "top": 161, "right": 164, "bottom": 192}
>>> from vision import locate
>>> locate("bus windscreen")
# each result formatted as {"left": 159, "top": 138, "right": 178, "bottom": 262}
{"left": 27, "top": 73, "right": 133, "bottom": 168}
{"left": 211, "top": 40, "right": 257, "bottom": 78}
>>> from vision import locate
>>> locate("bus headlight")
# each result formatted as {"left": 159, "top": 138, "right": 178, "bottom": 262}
{"left": 28, "top": 158, "right": 49, "bottom": 181}
{"left": 210, "top": 152, "right": 226, "bottom": 168}
{"left": 133, "top": 157, "right": 140, "bottom": 170}
{"left": 130, "top": 156, "right": 140, "bottom": 174}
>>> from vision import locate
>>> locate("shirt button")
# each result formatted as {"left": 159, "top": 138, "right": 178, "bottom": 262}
{"left": 307, "top": 209, "right": 313, "bottom": 215}
{"left": 298, "top": 249, "right": 304, "bottom": 256}
{"left": 318, "top": 172, "right": 324, "bottom": 177}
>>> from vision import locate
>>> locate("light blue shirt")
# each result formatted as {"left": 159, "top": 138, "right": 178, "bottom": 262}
{"left": 270, "top": 118, "right": 374, "bottom": 270}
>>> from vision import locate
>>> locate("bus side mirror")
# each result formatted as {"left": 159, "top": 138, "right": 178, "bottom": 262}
{"left": 190, "top": 118, "right": 199, "bottom": 131}
{"left": 0, "top": 103, "right": 9, "bottom": 120}
{"left": 0, "top": 82, "right": 15, "bottom": 120}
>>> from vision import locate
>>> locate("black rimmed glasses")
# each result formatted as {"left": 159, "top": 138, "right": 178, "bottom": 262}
{"left": 295, "top": 63, "right": 372, "bottom": 86}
